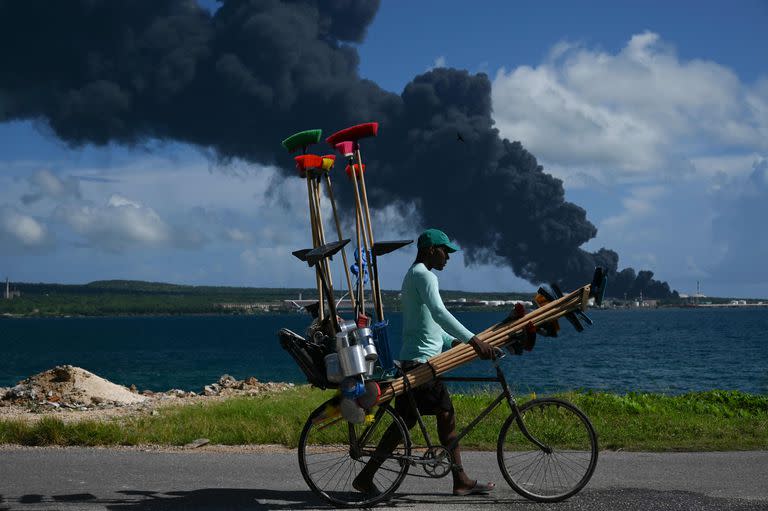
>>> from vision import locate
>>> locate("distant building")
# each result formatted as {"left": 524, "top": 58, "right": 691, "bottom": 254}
{"left": 4, "top": 277, "right": 21, "bottom": 300}
{"left": 215, "top": 302, "right": 275, "bottom": 312}
{"left": 443, "top": 298, "right": 533, "bottom": 308}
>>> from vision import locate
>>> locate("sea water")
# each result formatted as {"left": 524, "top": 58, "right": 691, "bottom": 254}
{"left": 1, "top": 308, "right": 766, "bottom": 394}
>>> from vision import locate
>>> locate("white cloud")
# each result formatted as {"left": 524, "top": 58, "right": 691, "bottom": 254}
{"left": 582, "top": 156, "right": 768, "bottom": 296}
{"left": 21, "top": 169, "right": 82, "bottom": 204}
{"left": 55, "top": 193, "right": 203, "bottom": 252}
{"left": 427, "top": 55, "right": 447, "bottom": 71}
{"left": 239, "top": 245, "right": 317, "bottom": 288}
{"left": 690, "top": 153, "right": 764, "bottom": 181}
{"left": 489, "top": 31, "right": 768, "bottom": 296}
{"left": 492, "top": 31, "right": 768, "bottom": 185}
{"left": 0, "top": 205, "right": 53, "bottom": 253}
{"left": 601, "top": 185, "right": 666, "bottom": 232}
{"left": 224, "top": 227, "right": 253, "bottom": 242}
{"left": 106, "top": 194, "right": 142, "bottom": 209}
{"left": 0, "top": 148, "right": 327, "bottom": 282}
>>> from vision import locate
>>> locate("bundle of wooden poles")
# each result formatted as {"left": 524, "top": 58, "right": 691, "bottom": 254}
{"left": 377, "top": 283, "right": 592, "bottom": 402}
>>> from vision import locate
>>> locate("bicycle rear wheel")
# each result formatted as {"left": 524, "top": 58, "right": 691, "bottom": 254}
{"left": 497, "top": 398, "right": 598, "bottom": 502}
{"left": 298, "top": 401, "right": 410, "bottom": 507}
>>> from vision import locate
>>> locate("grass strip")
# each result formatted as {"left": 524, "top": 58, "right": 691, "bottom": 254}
{"left": 1, "top": 388, "right": 766, "bottom": 450}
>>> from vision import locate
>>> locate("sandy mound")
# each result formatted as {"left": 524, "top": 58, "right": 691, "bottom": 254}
{"left": 2, "top": 365, "right": 146, "bottom": 408}
{"left": 0, "top": 367, "right": 296, "bottom": 423}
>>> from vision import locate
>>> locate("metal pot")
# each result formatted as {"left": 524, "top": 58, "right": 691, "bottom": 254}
{"left": 352, "top": 327, "right": 378, "bottom": 361}
{"left": 339, "top": 344, "right": 367, "bottom": 377}
{"left": 339, "top": 320, "right": 357, "bottom": 336}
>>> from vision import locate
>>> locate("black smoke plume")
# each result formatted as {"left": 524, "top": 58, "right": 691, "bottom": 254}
{"left": 0, "top": 0, "right": 674, "bottom": 299}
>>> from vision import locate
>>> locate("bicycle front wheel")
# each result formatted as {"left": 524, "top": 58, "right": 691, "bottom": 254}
{"left": 298, "top": 402, "right": 410, "bottom": 508}
{"left": 497, "top": 398, "right": 598, "bottom": 502}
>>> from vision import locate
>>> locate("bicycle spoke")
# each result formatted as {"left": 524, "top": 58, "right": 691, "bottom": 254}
{"left": 341, "top": 457, "right": 354, "bottom": 494}
{"left": 321, "top": 454, "right": 349, "bottom": 491}
{"left": 526, "top": 452, "right": 546, "bottom": 489}
{"left": 552, "top": 457, "right": 568, "bottom": 491}
{"left": 552, "top": 451, "right": 589, "bottom": 476}
{"left": 557, "top": 453, "right": 589, "bottom": 474}
{"left": 514, "top": 451, "right": 542, "bottom": 487}
{"left": 373, "top": 468, "right": 393, "bottom": 489}
{"left": 540, "top": 455, "right": 552, "bottom": 493}
{"left": 304, "top": 452, "right": 349, "bottom": 468}
{"left": 507, "top": 451, "right": 544, "bottom": 479}
{"left": 312, "top": 457, "right": 345, "bottom": 485}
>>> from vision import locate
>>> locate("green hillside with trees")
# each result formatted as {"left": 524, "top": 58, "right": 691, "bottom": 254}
{"left": 0, "top": 280, "right": 535, "bottom": 317}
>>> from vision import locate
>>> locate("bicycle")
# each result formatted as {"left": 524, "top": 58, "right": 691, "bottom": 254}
{"left": 297, "top": 349, "right": 598, "bottom": 507}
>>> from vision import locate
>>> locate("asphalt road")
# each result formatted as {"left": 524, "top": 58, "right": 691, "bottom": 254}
{"left": 1, "top": 448, "right": 767, "bottom": 510}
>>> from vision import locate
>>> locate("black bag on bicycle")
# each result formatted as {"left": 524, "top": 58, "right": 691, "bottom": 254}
{"left": 278, "top": 328, "right": 337, "bottom": 389}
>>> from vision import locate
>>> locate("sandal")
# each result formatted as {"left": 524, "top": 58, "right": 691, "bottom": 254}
{"left": 453, "top": 480, "right": 495, "bottom": 496}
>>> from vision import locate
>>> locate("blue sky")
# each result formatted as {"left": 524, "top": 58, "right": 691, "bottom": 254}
{"left": 1, "top": 1, "right": 766, "bottom": 297}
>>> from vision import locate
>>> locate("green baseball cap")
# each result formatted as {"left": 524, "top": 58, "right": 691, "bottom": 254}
{"left": 417, "top": 228, "right": 460, "bottom": 253}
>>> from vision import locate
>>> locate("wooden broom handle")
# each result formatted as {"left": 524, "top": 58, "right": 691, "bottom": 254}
{"left": 306, "top": 176, "right": 324, "bottom": 321}
{"left": 355, "top": 148, "right": 384, "bottom": 321}
{"left": 324, "top": 173, "right": 356, "bottom": 311}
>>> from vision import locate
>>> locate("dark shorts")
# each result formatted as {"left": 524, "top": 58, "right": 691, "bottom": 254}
{"left": 395, "top": 361, "right": 454, "bottom": 418}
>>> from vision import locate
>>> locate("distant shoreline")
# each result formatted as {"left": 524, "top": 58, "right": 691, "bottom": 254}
{"left": 0, "top": 311, "right": 294, "bottom": 319}
{"left": 691, "top": 303, "right": 768, "bottom": 308}
{"left": 4, "top": 279, "right": 766, "bottom": 318}
{"left": 4, "top": 303, "right": 768, "bottom": 319}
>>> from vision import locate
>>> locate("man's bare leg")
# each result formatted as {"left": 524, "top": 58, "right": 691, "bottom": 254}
{"left": 436, "top": 410, "right": 477, "bottom": 491}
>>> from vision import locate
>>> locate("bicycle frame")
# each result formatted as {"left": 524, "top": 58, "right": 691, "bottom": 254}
{"left": 347, "top": 354, "right": 552, "bottom": 473}
{"left": 412, "top": 355, "right": 552, "bottom": 456}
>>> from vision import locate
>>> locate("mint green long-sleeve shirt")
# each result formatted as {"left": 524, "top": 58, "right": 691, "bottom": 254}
{"left": 399, "top": 263, "right": 475, "bottom": 363}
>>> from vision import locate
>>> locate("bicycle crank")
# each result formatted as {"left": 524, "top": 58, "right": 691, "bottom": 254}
{"left": 422, "top": 447, "right": 453, "bottom": 478}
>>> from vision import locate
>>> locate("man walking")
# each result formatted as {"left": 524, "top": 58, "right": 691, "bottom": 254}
{"left": 354, "top": 228, "right": 496, "bottom": 496}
